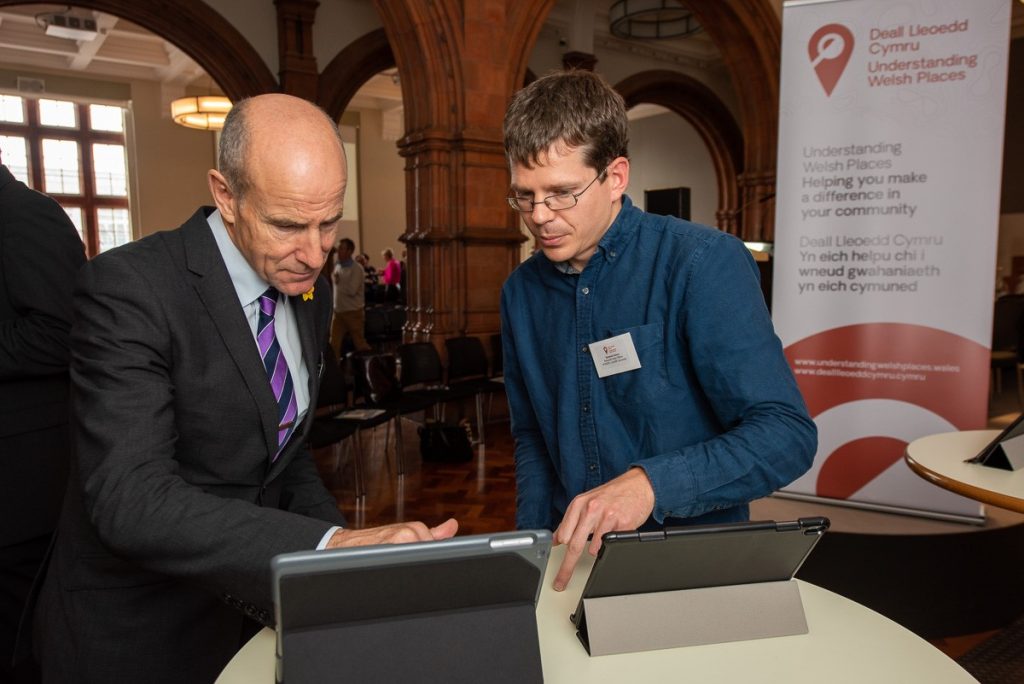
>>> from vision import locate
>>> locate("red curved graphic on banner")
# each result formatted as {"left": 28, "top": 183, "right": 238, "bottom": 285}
{"left": 785, "top": 323, "right": 990, "bottom": 499}
{"left": 785, "top": 323, "right": 989, "bottom": 427}
{"left": 816, "top": 436, "right": 908, "bottom": 499}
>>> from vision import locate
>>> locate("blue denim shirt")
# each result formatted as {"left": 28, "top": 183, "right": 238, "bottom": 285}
{"left": 501, "top": 196, "right": 816, "bottom": 530}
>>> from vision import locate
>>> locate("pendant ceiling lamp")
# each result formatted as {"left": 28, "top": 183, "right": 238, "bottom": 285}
{"left": 609, "top": 0, "right": 701, "bottom": 40}
{"left": 170, "top": 95, "right": 232, "bottom": 131}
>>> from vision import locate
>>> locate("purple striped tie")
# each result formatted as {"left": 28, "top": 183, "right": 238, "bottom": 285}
{"left": 257, "top": 287, "right": 298, "bottom": 461}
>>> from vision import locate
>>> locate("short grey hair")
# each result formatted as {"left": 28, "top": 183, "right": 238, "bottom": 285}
{"left": 218, "top": 98, "right": 253, "bottom": 199}
{"left": 218, "top": 97, "right": 345, "bottom": 200}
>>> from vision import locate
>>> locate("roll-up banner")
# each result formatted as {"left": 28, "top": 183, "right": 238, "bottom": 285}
{"left": 773, "top": 0, "right": 1011, "bottom": 520}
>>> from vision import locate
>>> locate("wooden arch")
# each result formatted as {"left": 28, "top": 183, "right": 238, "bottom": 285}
{"left": 317, "top": 28, "right": 395, "bottom": 121}
{"left": 372, "top": 0, "right": 554, "bottom": 143}
{"left": 684, "top": 0, "right": 781, "bottom": 241}
{"left": 615, "top": 70, "right": 744, "bottom": 234}
{"left": 372, "top": 1, "right": 459, "bottom": 143}
{"left": 0, "top": 0, "right": 276, "bottom": 100}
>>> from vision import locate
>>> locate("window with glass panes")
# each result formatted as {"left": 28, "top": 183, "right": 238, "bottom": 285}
{"left": 0, "top": 94, "right": 131, "bottom": 257}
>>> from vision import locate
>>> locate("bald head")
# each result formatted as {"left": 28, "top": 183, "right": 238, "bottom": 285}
{"left": 218, "top": 94, "right": 345, "bottom": 201}
{"left": 207, "top": 94, "right": 349, "bottom": 296}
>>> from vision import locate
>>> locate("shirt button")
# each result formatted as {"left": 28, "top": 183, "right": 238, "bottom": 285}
{"left": 582, "top": 404, "right": 589, "bottom": 412}
{"left": 610, "top": 251, "right": 617, "bottom": 258}
{"left": 580, "top": 345, "right": 587, "bottom": 353}
{"left": 589, "top": 464, "right": 597, "bottom": 472}
{"left": 581, "top": 287, "right": 590, "bottom": 295}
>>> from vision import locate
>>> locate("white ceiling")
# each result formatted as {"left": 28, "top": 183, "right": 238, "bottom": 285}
{"left": 0, "top": 4, "right": 207, "bottom": 86}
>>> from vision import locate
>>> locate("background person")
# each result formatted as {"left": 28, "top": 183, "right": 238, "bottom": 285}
{"left": 356, "top": 252, "right": 379, "bottom": 302}
{"left": 330, "top": 237, "right": 370, "bottom": 355}
{"left": 30, "top": 94, "right": 456, "bottom": 684}
{"left": 357, "top": 252, "right": 377, "bottom": 283}
{"left": 0, "top": 153, "right": 85, "bottom": 684}
{"left": 500, "top": 70, "right": 816, "bottom": 591}
{"left": 381, "top": 247, "right": 401, "bottom": 302}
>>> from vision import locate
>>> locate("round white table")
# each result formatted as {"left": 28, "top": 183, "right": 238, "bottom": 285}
{"left": 217, "top": 545, "right": 974, "bottom": 683}
{"left": 905, "top": 429, "right": 1024, "bottom": 513}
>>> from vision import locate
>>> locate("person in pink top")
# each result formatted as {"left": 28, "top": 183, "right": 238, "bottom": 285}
{"left": 381, "top": 247, "right": 402, "bottom": 301}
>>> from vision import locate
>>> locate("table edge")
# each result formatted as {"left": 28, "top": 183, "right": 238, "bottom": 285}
{"left": 904, "top": 441, "right": 1024, "bottom": 513}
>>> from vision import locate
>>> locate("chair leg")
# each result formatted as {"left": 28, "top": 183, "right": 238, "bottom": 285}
{"left": 475, "top": 392, "right": 485, "bottom": 446}
{"left": 352, "top": 432, "right": 366, "bottom": 499}
{"left": 381, "top": 420, "right": 393, "bottom": 477}
{"left": 353, "top": 495, "right": 366, "bottom": 529}
{"left": 333, "top": 440, "right": 343, "bottom": 473}
{"left": 394, "top": 416, "right": 405, "bottom": 476}
{"left": 395, "top": 475, "right": 405, "bottom": 522}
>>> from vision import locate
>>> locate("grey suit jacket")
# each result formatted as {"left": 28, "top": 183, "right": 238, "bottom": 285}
{"left": 33, "top": 207, "right": 346, "bottom": 684}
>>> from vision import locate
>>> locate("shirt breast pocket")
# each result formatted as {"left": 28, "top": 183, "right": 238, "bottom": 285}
{"left": 600, "top": 321, "right": 670, "bottom": 404}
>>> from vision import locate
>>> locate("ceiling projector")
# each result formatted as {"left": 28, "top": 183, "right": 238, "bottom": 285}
{"left": 43, "top": 13, "right": 99, "bottom": 42}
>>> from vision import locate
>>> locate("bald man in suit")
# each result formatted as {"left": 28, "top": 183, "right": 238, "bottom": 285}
{"left": 30, "top": 95, "right": 457, "bottom": 684}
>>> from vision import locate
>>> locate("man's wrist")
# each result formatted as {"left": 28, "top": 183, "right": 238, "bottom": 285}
{"left": 317, "top": 526, "right": 342, "bottom": 550}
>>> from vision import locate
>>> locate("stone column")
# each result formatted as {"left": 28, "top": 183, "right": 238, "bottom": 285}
{"left": 375, "top": 0, "right": 551, "bottom": 344}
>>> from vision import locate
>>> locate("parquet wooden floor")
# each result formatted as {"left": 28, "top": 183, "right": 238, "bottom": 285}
{"left": 312, "top": 415, "right": 518, "bottom": 535}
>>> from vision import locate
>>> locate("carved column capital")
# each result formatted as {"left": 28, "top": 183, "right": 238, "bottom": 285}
{"left": 275, "top": 0, "right": 319, "bottom": 100}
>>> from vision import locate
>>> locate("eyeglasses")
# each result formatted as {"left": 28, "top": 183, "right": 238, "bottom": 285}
{"left": 507, "top": 168, "right": 607, "bottom": 213}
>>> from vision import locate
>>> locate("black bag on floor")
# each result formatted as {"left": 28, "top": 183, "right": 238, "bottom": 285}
{"left": 418, "top": 420, "right": 473, "bottom": 462}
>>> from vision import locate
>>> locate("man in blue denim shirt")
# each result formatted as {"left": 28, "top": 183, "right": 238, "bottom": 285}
{"left": 501, "top": 71, "right": 816, "bottom": 591}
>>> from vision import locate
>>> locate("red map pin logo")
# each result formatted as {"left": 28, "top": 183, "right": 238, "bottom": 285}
{"left": 808, "top": 24, "right": 854, "bottom": 96}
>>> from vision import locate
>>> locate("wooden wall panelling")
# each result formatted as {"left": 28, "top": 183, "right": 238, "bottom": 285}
{"left": 317, "top": 28, "right": 395, "bottom": 120}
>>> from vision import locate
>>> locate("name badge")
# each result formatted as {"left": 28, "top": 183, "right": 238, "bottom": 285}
{"left": 589, "top": 333, "right": 642, "bottom": 378}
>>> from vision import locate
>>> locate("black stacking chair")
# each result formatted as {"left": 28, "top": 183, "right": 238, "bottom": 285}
{"left": 307, "top": 345, "right": 394, "bottom": 496}
{"left": 991, "top": 294, "right": 1024, "bottom": 402}
{"left": 397, "top": 342, "right": 478, "bottom": 420}
{"left": 350, "top": 351, "right": 435, "bottom": 474}
{"left": 385, "top": 306, "right": 407, "bottom": 345}
{"left": 364, "top": 307, "right": 389, "bottom": 349}
{"left": 489, "top": 333, "right": 504, "bottom": 380}
{"left": 444, "top": 336, "right": 505, "bottom": 444}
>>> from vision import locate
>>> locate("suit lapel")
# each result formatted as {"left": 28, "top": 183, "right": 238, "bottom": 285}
{"left": 295, "top": 292, "right": 322, "bottom": 402}
{"left": 181, "top": 210, "right": 280, "bottom": 463}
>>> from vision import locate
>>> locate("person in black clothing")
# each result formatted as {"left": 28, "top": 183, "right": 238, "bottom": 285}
{"left": 0, "top": 156, "right": 85, "bottom": 683}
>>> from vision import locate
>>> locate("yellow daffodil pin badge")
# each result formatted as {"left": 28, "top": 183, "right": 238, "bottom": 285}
{"left": 302, "top": 286, "right": 315, "bottom": 301}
